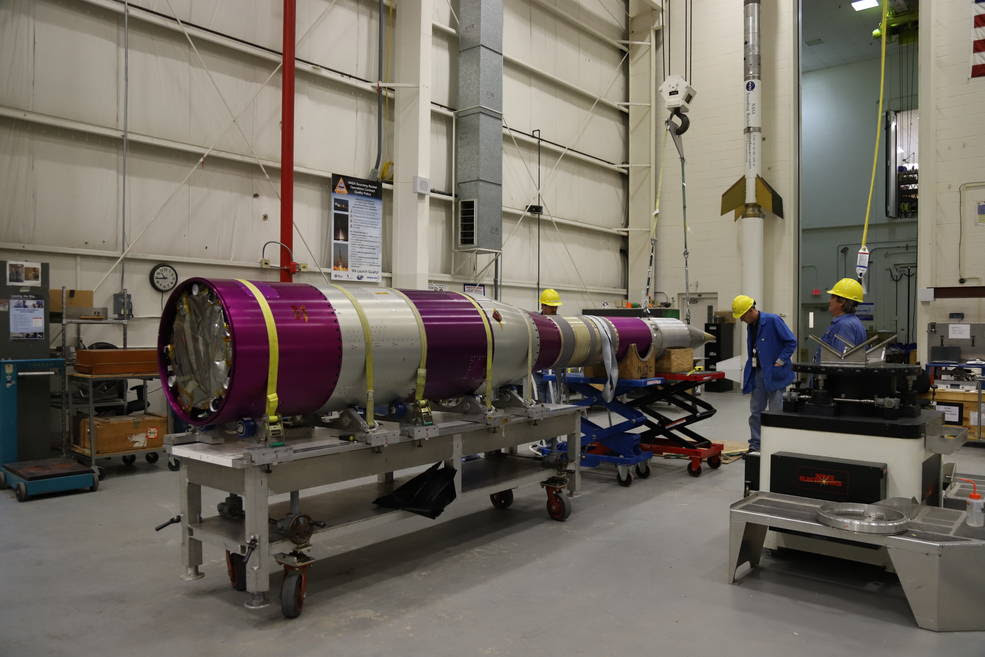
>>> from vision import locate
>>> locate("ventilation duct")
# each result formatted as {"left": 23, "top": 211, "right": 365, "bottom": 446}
{"left": 455, "top": 0, "right": 503, "bottom": 252}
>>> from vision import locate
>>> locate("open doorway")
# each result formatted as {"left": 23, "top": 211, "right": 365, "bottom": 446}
{"left": 798, "top": 0, "right": 919, "bottom": 361}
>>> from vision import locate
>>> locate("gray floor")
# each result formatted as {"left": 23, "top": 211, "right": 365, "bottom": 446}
{"left": 3, "top": 391, "right": 985, "bottom": 657}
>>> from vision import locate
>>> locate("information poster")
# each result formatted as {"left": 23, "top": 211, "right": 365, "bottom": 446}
{"left": 10, "top": 296, "right": 44, "bottom": 340}
{"left": 949, "top": 323, "right": 972, "bottom": 340}
{"left": 7, "top": 261, "right": 41, "bottom": 287}
{"left": 934, "top": 401, "right": 963, "bottom": 425}
{"left": 330, "top": 174, "right": 382, "bottom": 282}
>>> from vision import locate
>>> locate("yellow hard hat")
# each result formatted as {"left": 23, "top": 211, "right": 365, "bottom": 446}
{"left": 539, "top": 288, "right": 562, "bottom": 307}
{"left": 731, "top": 294, "right": 755, "bottom": 319}
{"left": 826, "top": 278, "right": 864, "bottom": 303}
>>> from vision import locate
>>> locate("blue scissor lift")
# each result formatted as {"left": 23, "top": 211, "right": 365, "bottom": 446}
{"left": 538, "top": 374, "right": 659, "bottom": 486}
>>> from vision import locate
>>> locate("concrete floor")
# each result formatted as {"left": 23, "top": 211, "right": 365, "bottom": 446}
{"left": 3, "top": 391, "right": 985, "bottom": 657}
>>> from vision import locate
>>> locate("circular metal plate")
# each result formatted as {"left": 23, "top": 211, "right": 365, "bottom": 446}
{"left": 815, "top": 502, "right": 909, "bottom": 534}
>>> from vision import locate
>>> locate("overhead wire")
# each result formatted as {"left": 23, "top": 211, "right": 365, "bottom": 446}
{"left": 859, "top": 0, "right": 890, "bottom": 252}
{"left": 93, "top": 0, "right": 341, "bottom": 292}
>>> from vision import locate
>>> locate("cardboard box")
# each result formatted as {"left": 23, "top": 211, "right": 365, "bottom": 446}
{"left": 654, "top": 347, "right": 694, "bottom": 374}
{"left": 75, "top": 413, "right": 166, "bottom": 455}
{"left": 75, "top": 348, "right": 158, "bottom": 375}
{"left": 49, "top": 289, "right": 94, "bottom": 312}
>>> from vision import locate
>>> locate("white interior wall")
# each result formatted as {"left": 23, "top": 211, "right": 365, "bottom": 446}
{"left": 916, "top": 0, "right": 985, "bottom": 361}
{"left": 0, "top": 0, "right": 631, "bottom": 359}
{"left": 652, "top": 0, "right": 798, "bottom": 327}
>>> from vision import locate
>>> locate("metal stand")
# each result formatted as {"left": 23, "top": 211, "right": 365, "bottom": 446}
{"left": 730, "top": 492, "right": 985, "bottom": 632}
{"left": 164, "top": 405, "right": 582, "bottom": 619}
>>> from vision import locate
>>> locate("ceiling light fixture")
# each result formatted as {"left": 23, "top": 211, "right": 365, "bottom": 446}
{"left": 851, "top": 0, "right": 879, "bottom": 11}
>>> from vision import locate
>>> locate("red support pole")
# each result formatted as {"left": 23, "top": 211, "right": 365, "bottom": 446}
{"left": 279, "top": 0, "right": 296, "bottom": 282}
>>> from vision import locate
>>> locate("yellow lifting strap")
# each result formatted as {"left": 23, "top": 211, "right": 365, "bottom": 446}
{"left": 458, "top": 292, "right": 495, "bottom": 409}
{"left": 330, "top": 284, "right": 377, "bottom": 427}
{"left": 236, "top": 280, "right": 280, "bottom": 421}
{"left": 389, "top": 289, "right": 429, "bottom": 401}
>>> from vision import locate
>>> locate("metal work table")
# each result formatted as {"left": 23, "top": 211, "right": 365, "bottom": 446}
{"left": 730, "top": 491, "right": 985, "bottom": 632}
{"left": 167, "top": 404, "right": 583, "bottom": 617}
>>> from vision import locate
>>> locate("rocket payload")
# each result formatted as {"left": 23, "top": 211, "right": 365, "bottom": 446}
{"left": 158, "top": 278, "right": 710, "bottom": 426}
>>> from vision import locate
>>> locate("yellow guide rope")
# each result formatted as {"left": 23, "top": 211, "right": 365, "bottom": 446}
{"left": 457, "top": 292, "right": 495, "bottom": 409}
{"left": 331, "top": 284, "right": 377, "bottom": 427}
{"left": 236, "top": 280, "right": 280, "bottom": 421}
{"left": 861, "top": 0, "right": 890, "bottom": 249}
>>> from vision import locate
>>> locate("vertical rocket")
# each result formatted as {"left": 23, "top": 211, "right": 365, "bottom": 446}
{"left": 720, "top": 0, "right": 783, "bottom": 307}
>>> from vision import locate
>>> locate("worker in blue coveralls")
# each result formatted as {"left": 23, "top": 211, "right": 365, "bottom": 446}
{"left": 732, "top": 295, "right": 797, "bottom": 453}
{"left": 815, "top": 278, "right": 867, "bottom": 361}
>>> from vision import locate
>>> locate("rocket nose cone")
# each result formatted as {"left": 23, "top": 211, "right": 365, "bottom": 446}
{"left": 686, "top": 326, "right": 715, "bottom": 347}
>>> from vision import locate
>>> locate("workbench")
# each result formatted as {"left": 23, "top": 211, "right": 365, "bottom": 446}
{"left": 165, "top": 404, "right": 583, "bottom": 618}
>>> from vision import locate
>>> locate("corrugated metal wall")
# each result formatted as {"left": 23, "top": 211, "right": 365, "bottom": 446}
{"left": 0, "top": 0, "right": 631, "bottom": 355}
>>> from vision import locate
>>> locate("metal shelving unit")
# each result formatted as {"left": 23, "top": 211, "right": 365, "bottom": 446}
{"left": 53, "top": 288, "right": 162, "bottom": 470}
{"left": 66, "top": 372, "right": 161, "bottom": 467}
{"left": 925, "top": 361, "right": 985, "bottom": 442}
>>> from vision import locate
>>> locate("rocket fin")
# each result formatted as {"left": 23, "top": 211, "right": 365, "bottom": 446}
{"left": 720, "top": 177, "right": 745, "bottom": 215}
{"left": 755, "top": 176, "right": 784, "bottom": 218}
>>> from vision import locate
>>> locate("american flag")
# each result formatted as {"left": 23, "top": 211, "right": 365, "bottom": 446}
{"left": 975, "top": 0, "right": 985, "bottom": 78}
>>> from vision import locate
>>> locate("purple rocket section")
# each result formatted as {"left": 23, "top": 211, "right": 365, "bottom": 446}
{"left": 159, "top": 278, "right": 343, "bottom": 426}
{"left": 607, "top": 317, "right": 653, "bottom": 360}
{"left": 399, "top": 289, "right": 488, "bottom": 399}
{"left": 528, "top": 312, "right": 562, "bottom": 370}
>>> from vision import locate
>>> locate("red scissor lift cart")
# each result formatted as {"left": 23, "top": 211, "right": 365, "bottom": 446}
{"left": 632, "top": 371, "right": 726, "bottom": 477}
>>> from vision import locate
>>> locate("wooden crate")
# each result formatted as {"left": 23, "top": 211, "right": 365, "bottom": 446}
{"left": 74, "top": 413, "right": 166, "bottom": 455}
{"left": 654, "top": 347, "right": 694, "bottom": 374}
{"left": 924, "top": 389, "right": 984, "bottom": 441}
{"left": 75, "top": 348, "right": 158, "bottom": 375}
{"left": 584, "top": 343, "right": 656, "bottom": 381}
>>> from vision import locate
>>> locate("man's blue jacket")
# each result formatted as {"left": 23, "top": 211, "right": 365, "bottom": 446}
{"left": 742, "top": 312, "right": 798, "bottom": 394}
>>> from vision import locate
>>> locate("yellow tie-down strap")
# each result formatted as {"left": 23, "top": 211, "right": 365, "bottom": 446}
{"left": 457, "top": 292, "right": 494, "bottom": 409}
{"left": 389, "top": 289, "right": 429, "bottom": 401}
{"left": 236, "top": 280, "right": 280, "bottom": 421}
{"left": 331, "top": 284, "right": 377, "bottom": 427}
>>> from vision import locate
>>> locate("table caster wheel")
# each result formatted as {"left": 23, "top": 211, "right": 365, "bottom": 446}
{"left": 145, "top": 452, "right": 160, "bottom": 464}
{"left": 707, "top": 454, "right": 722, "bottom": 469}
{"left": 15, "top": 482, "right": 28, "bottom": 502}
{"left": 96, "top": 466, "right": 105, "bottom": 481}
{"left": 546, "top": 491, "right": 572, "bottom": 521}
{"left": 168, "top": 457, "right": 181, "bottom": 472}
{"left": 616, "top": 466, "right": 632, "bottom": 487}
{"left": 89, "top": 475, "right": 99, "bottom": 492}
{"left": 122, "top": 454, "right": 136, "bottom": 467}
{"left": 687, "top": 461, "right": 702, "bottom": 477}
{"left": 0, "top": 471, "right": 7, "bottom": 489}
{"left": 490, "top": 489, "right": 514, "bottom": 509}
{"left": 634, "top": 461, "right": 651, "bottom": 479}
{"left": 281, "top": 570, "right": 306, "bottom": 619}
